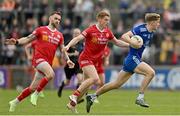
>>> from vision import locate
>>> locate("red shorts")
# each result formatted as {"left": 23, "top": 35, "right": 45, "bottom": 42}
{"left": 32, "top": 58, "right": 48, "bottom": 76}
{"left": 32, "top": 58, "right": 46, "bottom": 67}
{"left": 32, "top": 56, "right": 52, "bottom": 68}
{"left": 78, "top": 55, "right": 104, "bottom": 74}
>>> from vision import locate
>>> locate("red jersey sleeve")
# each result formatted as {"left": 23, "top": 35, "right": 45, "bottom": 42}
{"left": 108, "top": 29, "right": 115, "bottom": 40}
{"left": 82, "top": 26, "right": 91, "bottom": 38}
{"left": 32, "top": 27, "right": 41, "bottom": 38}
{"left": 58, "top": 33, "right": 64, "bottom": 45}
{"left": 60, "top": 35, "right": 64, "bottom": 45}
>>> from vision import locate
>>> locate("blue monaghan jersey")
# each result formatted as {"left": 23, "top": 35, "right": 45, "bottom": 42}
{"left": 129, "top": 23, "right": 154, "bottom": 59}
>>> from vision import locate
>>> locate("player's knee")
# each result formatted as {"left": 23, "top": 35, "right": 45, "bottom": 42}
{"left": 47, "top": 72, "right": 55, "bottom": 80}
{"left": 147, "top": 70, "right": 155, "bottom": 79}
{"left": 99, "top": 81, "right": 105, "bottom": 87}
{"left": 29, "top": 86, "right": 36, "bottom": 92}
{"left": 92, "top": 77, "right": 99, "bottom": 84}
{"left": 96, "top": 81, "right": 104, "bottom": 87}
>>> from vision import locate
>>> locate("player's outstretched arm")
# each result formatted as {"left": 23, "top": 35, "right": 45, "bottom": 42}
{"left": 64, "top": 34, "right": 84, "bottom": 51}
{"left": 5, "top": 34, "right": 36, "bottom": 45}
{"left": 63, "top": 51, "right": 75, "bottom": 69}
{"left": 121, "top": 31, "right": 133, "bottom": 43}
{"left": 111, "top": 37, "right": 129, "bottom": 48}
{"left": 4, "top": 38, "right": 17, "bottom": 45}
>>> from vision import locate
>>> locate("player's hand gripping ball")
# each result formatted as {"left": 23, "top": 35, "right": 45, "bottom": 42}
{"left": 130, "top": 35, "right": 143, "bottom": 49}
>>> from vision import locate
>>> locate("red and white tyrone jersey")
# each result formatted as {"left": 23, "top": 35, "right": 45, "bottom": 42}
{"left": 81, "top": 25, "right": 114, "bottom": 61}
{"left": 32, "top": 26, "right": 64, "bottom": 67}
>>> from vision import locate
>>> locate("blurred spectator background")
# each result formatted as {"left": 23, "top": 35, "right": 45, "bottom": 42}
{"left": 0, "top": 0, "right": 180, "bottom": 66}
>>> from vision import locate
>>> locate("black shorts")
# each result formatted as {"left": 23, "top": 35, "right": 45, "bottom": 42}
{"left": 64, "top": 62, "right": 82, "bottom": 80}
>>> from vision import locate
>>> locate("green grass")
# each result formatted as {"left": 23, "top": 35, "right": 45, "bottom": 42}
{"left": 0, "top": 89, "right": 180, "bottom": 115}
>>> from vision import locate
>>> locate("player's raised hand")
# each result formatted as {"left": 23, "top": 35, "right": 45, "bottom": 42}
{"left": 4, "top": 38, "right": 17, "bottom": 45}
{"left": 67, "top": 60, "right": 75, "bottom": 68}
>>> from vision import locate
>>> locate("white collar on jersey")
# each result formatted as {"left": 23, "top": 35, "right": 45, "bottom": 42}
{"left": 46, "top": 26, "right": 57, "bottom": 32}
{"left": 96, "top": 24, "right": 105, "bottom": 32}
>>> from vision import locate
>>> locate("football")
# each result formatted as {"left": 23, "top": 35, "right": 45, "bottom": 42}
{"left": 131, "top": 35, "right": 143, "bottom": 49}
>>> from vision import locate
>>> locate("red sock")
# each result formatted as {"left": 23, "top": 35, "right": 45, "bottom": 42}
{"left": 73, "top": 90, "right": 80, "bottom": 97}
{"left": 36, "top": 77, "right": 48, "bottom": 92}
{"left": 17, "top": 87, "right": 32, "bottom": 101}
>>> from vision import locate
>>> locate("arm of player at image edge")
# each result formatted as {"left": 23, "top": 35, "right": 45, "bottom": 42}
{"left": 4, "top": 34, "right": 36, "bottom": 45}
{"left": 60, "top": 44, "right": 75, "bottom": 69}
{"left": 121, "top": 31, "right": 142, "bottom": 48}
{"left": 63, "top": 34, "right": 84, "bottom": 52}
{"left": 111, "top": 36, "right": 130, "bottom": 48}
{"left": 62, "top": 34, "right": 84, "bottom": 68}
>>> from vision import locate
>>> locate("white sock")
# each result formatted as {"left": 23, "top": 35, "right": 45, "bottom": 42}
{"left": 12, "top": 98, "right": 20, "bottom": 104}
{"left": 91, "top": 93, "right": 98, "bottom": 100}
{"left": 137, "top": 93, "right": 144, "bottom": 100}
{"left": 33, "top": 91, "right": 39, "bottom": 96}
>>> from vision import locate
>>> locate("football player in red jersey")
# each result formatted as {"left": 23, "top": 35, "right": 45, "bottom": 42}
{"left": 25, "top": 40, "right": 45, "bottom": 98}
{"left": 64, "top": 9, "right": 138, "bottom": 113}
{"left": 5, "top": 11, "right": 74, "bottom": 112}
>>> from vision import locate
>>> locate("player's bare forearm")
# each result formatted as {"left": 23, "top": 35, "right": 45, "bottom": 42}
{"left": 63, "top": 50, "right": 70, "bottom": 61}
{"left": 60, "top": 44, "right": 70, "bottom": 61}
{"left": 66, "top": 34, "right": 84, "bottom": 49}
{"left": 111, "top": 37, "right": 129, "bottom": 48}
{"left": 5, "top": 34, "right": 36, "bottom": 45}
{"left": 121, "top": 31, "right": 142, "bottom": 48}
{"left": 121, "top": 31, "right": 133, "bottom": 44}
{"left": 62, "top": 50, "right": 75, "bottom": 68}
{"left": 18, "top": 34, "right": 36, "bottom": 45}
{"left": 117, "top": 39, "right": 129, "bottom": 47}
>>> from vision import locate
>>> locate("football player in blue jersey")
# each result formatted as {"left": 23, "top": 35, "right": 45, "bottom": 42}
{"left": 86, "top": 13, "right": 160, "bottom": 112}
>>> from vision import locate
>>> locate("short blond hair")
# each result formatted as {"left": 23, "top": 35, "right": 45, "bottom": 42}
{"left": 145, "top": 13, "right": 160, "bottom": 22}
{"left": 96, "top": 9, "right": 110, "bottom": 19}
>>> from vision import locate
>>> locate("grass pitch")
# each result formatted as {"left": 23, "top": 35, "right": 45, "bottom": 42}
{"left": 0, "top": 89, "right": 180, "bottom": 115}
